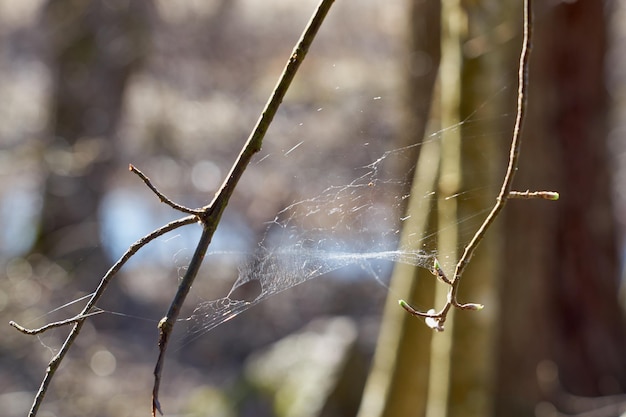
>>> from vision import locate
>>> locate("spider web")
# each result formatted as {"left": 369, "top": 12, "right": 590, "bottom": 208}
{"left": 184, "top": 116, "right": 500, "bottom": 341}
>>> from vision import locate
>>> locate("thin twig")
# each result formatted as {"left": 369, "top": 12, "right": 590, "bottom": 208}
{"left": 130, "top": 164, "right": 202, "bottom": 215}
{"left": 19, "top": 215, "right": 196, "bottom": 417}
{"left": 151, "top": 1, "right": 336, "bottom": 415}
{"left": 9, "top": 310, "right": 103, "bottom": 335}
{"left": 400, "top": 0, "right": 555, "bottom": 329}
{"left": 509, "top": 190, "right": 560, "bottom": 200}
{"left": 453, "top": 0, "right": 533, "bottom": 289}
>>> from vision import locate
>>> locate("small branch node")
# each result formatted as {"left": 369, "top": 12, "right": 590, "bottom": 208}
{"left": 431, "top": 257, "right": 452, "bottom": 284}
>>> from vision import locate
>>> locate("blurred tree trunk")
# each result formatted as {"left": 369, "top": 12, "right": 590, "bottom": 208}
{"left": 34, "top": 1, "right": 152, "bottom": 282}
{"left": 398, "top": 0, "right": 443, "bottom": 172}
{"left": 359, "top": 0, "right": 508, "bottom": 415}
{"left": 496, "top": 1, "right": 626, "bottom": 415}
{"left": 357, "top": 1, "right": 441, "bottom": 417}
{"left": 427, "top": 0, "right": 504, "bottom": 416}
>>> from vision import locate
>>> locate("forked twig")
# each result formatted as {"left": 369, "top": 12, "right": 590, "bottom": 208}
{"left": 10, "top": 215, "right": 197, "bottom": 417}
{"left": 9, "top": 310, "right": 103, "bottom": 335}
{"left": 400, "top": 0, "right": 557, "bottom": 329}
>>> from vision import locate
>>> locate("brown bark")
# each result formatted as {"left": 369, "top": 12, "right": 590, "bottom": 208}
{"left": 541, "top": 0, "right": 626, "bottom": 396}
{"left": 497, "top": 1, "right": 626, "bottom": 414}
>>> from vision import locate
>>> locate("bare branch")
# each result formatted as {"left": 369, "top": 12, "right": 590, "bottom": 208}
{"left": 130, "top": 164, "right": 202, "bottom": 215}
{"left": 150, "top": 1, "right": 337, "bottom": 414}
{"left": 9, "top": 310, "right": 103, "bottom": 335}
{"left": 18, "top": 215, "right": 196, "bottom": 417}
{"left": 451, "top": 0, "right": 534, "bottom": 297}
{"left": 401, "top": 0, "right": 557, "bottom": 330}
{"left": 14, "top": 0, "right": 549, "bottom": 414}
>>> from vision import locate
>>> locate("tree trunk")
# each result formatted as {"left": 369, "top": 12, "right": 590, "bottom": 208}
{"left": 427, "top": 1, "right": 505, "bottom": 416}
{"left": 496, "top": 1, "right": 626, "bottom": 415}
{"left": 35, "top": 0, "right": 152, "bottom": 281}
{"left": 357, "top": 1, "right": 441, "bottom": 416}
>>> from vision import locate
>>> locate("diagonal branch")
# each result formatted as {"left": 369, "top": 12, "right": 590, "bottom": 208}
{"left": 151, "top": 1, "right": 336, "bottom": 415}
{"left": 453, "top": 0, "right": 534, "bottom": 280}
{"left": 9, "top": 310, "right": 103, "bottom": 335}
{"left": 12, "top": 214, "right": 197, "bottom": 417}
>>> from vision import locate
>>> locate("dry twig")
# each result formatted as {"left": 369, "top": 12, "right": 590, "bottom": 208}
{"left": 9, "top": 215, "right": 196, "bottom": 417}
{"left": 150, "top": 1, "right": 335, "bottom": 414}
{"left": 400, "top": 0, "right": 558, "bottom": 329}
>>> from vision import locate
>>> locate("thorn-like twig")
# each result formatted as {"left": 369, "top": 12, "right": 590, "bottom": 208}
{"left": 431, "top": 257, "right": 451, "bottom": 284}
{"left": 399, "top": 300, "right": 434, "bottom": 318}
{"left": 9, "top": 310, "right": 103, "bottom": 335}
{"left": 130, "top": 164, "right": 202, "bottom": 215}
{"left": 14, "top": 215, "right": 196, "bottom": 417}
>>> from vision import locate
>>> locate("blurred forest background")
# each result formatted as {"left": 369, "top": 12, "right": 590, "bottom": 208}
{"left": 1, "top": 1, "right": 626, "bottom": 417}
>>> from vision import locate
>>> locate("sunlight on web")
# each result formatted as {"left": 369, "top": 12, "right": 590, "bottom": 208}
{"left": 183, "top": 118, "right": 500, "bottom": 341}
{"left": 188, "top": 248, "right": 436, "bottom": 338}
{"left": 32, "top": 92, "right": 507, "bottom": 349}
{"left": 29, "top": 86, "right": 510, "bottom": 348}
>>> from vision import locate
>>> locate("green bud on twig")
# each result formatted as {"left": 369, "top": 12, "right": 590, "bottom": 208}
{"left": 458, "top": 302, "right": 484, "bottom": 311}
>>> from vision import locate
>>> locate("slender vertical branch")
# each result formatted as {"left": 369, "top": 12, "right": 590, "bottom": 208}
{"left": 152, "top": 225, "right": 213, "bottom": 415}
{"left": 452, "top": 0, "right": 533, "bottom": 282}
{"left": 400, "top": 0, "right": 553, "bottom": 329}
{"left": 202, "top": 0, "right": 336, "bottom": 219}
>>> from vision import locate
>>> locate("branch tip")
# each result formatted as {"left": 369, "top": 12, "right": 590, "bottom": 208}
{"left": 152, "top": 398, "right": 163, "bottom": 416}
{"left": 509, "top": 190, "right": 559, "bottom": 200}
{"left": 130, "top": 164, "right": 200, "bottom": 215}
{"left": 458, "top": 302, "right": 484, "bottom": 311}
{"left": 399, "top": 299, "right": 419, "bottom": 315}
{"left": 399, "top": 299, "right": 430, "bottom": 318}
